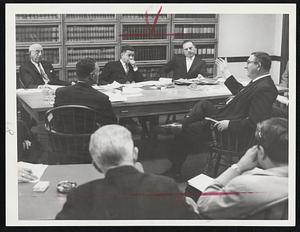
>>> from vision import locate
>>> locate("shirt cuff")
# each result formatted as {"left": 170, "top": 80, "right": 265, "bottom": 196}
{"left": 133, "top": 66, "right": 138, "bottom": 72}
{"left": 223, "top": 69, "right": 232, "bottom": 79}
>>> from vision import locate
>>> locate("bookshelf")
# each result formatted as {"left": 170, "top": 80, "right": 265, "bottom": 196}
{"left": 16, "top": 14, "right": 218, "bottom": 81}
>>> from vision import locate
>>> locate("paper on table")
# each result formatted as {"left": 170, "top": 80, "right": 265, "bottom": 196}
{"left": 187, "top": 174, "right": 215, "bottom": 192}
{"left": 103, "top": 92, "right": 127, "bottom": 102}
{"left": 18, "top": 162, "right": 48, "bottom": 183}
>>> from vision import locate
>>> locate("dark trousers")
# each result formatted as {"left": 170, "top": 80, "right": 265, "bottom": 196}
{"left": 168, "top": 101, "right": 218, "bottom": 172}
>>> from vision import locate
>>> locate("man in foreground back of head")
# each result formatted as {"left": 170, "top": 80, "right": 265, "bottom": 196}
{"left": 187, "top": 117, "right": 288, "bottom": 219}
{"left": 56, "top": 125, "right": 197, "bottom": 220}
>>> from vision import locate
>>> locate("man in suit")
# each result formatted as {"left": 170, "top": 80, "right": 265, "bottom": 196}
{"left": 56, "top": 125, "right": 197, "bottom": 220}
{"left": 98, "top": 45, "right": 144, "bottom": 84}
{"left": 164, "top": 52, "right": 278, "bottom": 181}
{"left": 161, "top": 40, "right": 207, "bottom": 79}
{"left": 99, "top": 45, "right": 157, "bottom": 138}
{"left": 54, "top": 57, "right": 117, "bottom": 126}
{"left": 19, "top": 43, "right": 70, "bottom": 88}
{"left": 192, "top": 117, "right": 288, "bottom": 219}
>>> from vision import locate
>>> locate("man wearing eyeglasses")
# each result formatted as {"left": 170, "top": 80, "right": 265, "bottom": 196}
{"left": 19, "top": 43, "right": 70, "bottom": 88}
{"left": 164, "top": 52, "right": 278, "bottom": 181}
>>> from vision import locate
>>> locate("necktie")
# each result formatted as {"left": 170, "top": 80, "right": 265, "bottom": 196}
{"left": 38, "top": 63, "right": 50, "bottom": 83}
{"left": 125, "top": 64, "right": 129, "bottom": 74}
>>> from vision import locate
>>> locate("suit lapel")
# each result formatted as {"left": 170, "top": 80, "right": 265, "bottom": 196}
{"left": 29, "top": 61, "right": 41, "bottom": 75}
{"left": 118, "top": 61, "right": 127, "bottom": 76}
{"left": 187, "top": 56, "right": 199, "bottom": 74}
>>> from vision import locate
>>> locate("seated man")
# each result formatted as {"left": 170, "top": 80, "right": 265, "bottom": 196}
{"left": 99, "top": 45, "right": 157, "bottom": 138}
{"left": 98, "top": 45, "right": 144, "bottom": 84}
{"left": 19, "top": 43, "right": 70, "bottom": 88}
{"left": 54, "top": 57, "right": 117, "bottom": 126}
{"left": 161, "top": 40, "right": 207, "bottom": 80}
{"left": 164, "top": 52, "right": 278, "bottom": 180}
{"left": 192, "top": 117, "right": 288, "bottom": 219}
{"left": 56, "top": 125, "right": 197, "bottom": 220}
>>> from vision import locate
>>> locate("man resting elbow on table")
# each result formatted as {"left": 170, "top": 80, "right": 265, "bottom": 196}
{"left": 186, "top": 118, "right": 288, "bottom": 219}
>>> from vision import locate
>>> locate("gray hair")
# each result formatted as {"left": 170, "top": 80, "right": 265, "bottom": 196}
{"left": 28, "top": 43, "right": 43, "bottom": 52}
{"left": 89, "top": 125, "right": 134, "bottom": 168}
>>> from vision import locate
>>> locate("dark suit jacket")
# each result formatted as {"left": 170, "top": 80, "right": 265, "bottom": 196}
{"left": 161, "top": 54, "right": 207, "bottom": 80}
{"left": 217, "top": 75, "right": 278, "bottom": 134}
{"left": 56, "top": 166, "right": 197, "bottom": 220}
{"left": 54, "top": 82, "right": 117, "bottom": 125}
{"left": 98, "top": 60, "right": 144, "bottom": 85}
{"left": 19, "top": 60, "right": 70, "bottom": 88}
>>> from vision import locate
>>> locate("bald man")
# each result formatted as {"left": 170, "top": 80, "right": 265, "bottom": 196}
{"left": 19, "top": 43, "right": 70, "bottom": 88}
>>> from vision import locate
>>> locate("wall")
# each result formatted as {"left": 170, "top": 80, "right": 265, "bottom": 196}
{"left": 218, "top": 14, "right": 283, "bottom": 84}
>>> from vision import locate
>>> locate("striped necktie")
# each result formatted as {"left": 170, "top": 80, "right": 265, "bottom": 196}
{"left": 38, "top": 63, "right": 50, "bottom": 83}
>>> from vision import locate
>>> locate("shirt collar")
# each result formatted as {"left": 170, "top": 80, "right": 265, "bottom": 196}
{"left": 186, "top": 55, "right": 195, "bottom": 62}
{"left": 252, "top": 73, "right": 270, "bottom": 82}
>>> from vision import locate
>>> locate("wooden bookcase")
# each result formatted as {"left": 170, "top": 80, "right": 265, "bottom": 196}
{"left": 16, "top": 14, "right": 218, "bottom": 81}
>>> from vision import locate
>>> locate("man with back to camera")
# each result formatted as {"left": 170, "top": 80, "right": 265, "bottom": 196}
{"left": 98, "top": 45, "right": 144, "bottom": 84}
{"left": 56, "top": 124, "right": 197, "bottom": 220}
{"left": 54, "top": 57, "right": 117, "bottom": 126}
{"left": 186, "top": 117, "right": 288, "bottom": 219}
{"left": 161, "top": 40, "right": 207, "bottom": 79}
{"left": 19, "top": 43, "right": 70, "bottom": 88}
{"left": 163, "top": 52, "right": 278, "bottom": 181}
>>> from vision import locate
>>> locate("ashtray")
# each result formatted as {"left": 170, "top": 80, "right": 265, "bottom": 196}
{"left": 57, "top": 180, "right": 77, "bottom": 193}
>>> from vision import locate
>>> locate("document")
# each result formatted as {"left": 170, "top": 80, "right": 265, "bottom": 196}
{"left": 187, "top": 174, "right": 215, "bottom": 192}
{"left": 18, "top": 162, "right": 48, "bottom": 183}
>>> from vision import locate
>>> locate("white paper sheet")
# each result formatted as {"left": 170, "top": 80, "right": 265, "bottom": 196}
{"left": 18, "top": 162, "right": 48, "bottom": 183}
{"left": 187, "top": 174, "right": 215, "bottom": 192}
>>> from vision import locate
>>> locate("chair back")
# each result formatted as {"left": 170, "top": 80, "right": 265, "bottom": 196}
{"left": 45, "top": 105, "right": 102, "bottom": 164}
{"left": 205, "top": 122, "right": 255, "bottom": 177}
{"left": 246, "top": 197, "right": 288, "bottom": 220}
{"left": 17, "top": 72, "right": 25, "bottom": 89}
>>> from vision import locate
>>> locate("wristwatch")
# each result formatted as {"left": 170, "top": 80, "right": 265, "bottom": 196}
{"left": 230, "top": 163, "right": 242, "bottom": 175}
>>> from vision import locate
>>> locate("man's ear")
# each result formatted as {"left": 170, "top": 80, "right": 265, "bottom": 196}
{"left": 257, "top": 145, "right": 266, "bottom": 160}
{"left": 133, "top": 146, "right": 139, "bottom": 162}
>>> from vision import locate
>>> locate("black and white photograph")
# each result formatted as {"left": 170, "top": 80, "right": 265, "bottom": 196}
{"left": 5, "top": 3, "right": 296, "bottom": 226}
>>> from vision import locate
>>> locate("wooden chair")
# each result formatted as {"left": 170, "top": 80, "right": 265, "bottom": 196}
{"left": 246, "top": 197, "right": 288, "bottom": 220}
{"left": 204, "top": 98, "right": 288, "bottom": 178}
{"left": 45, "top": 105, "right": 102, "bottom": 164}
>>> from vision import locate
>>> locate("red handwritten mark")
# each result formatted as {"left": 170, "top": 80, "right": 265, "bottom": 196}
{"left": 145, "top": 6, "right": 163, "bottom": 35}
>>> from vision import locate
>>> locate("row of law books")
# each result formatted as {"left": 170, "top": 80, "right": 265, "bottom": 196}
{"left": 174, "top": 14, "right": 216, "bottom": 19}
{"left": 139, "top": 67, "right": 161, "bottom": 80}
{"left": 66, "top": 25, "right": 115, "bottom": 41}
{"left": 174, "top": 46, "right": 215, "bottom": 59}
{"left": 133, "top": 46, "right": 167, "bottom": 61}
{"left": 67, "top": 47, "right": 115, "bottom": 63}
{"left": 66, "top": 14, "right": 115, "bottom": 20}
{"left": 16, "top": 14, "right": 59, "bottom": 20}
{"left": 122, "top": 24, "right": 167, "bottom": 40}
{"left": 66, "top": 70, "right": 78, "bottom": 82}
{"left": 122, "top": 14, "right": 168, "bottom": 19}
{"left": 206, "top": 65, "right": 214, "bottom": 75}
{"left": 16, "top": 49, "right": 60, "bottom": 66}
{"left": 16, "top": 26, "right": 60, "bottom": 43}
{"left": 174, "top": 25, "right": 215, "bottom": 39}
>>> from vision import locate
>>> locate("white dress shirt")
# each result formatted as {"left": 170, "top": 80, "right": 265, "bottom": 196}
{"left": 186, "top": 56, "right": 195, "bottom": 72}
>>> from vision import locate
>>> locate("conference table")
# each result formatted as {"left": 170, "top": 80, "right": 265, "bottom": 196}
{"left": 16, "top": 81, "right": 288, "bottom": 124}
{"left": 18, "top": 164, "right": 101, "bottom": 220}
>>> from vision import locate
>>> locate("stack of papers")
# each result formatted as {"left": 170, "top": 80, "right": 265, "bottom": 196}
{"left": 18, "top": 162, "right": 48, "bottom": 183}
{"left": 174, "top": 77, "right": 219, "bottom": 85}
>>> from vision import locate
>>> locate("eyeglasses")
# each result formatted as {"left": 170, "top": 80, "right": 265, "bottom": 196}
{"left": 246, "top": 60, "right": 257, "bottom": 65}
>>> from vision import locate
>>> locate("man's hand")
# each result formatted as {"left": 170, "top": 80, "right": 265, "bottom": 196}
{"left": 18, "top": 167, "right": 38, "bottom": 183}
{"left": 22, "top": 140, "right": 31, "bottom": 150}
{"left": 215, "top": 58, "right": 231, "bottom": 78}
{"left": 214, "top": 120, "right": 229, "bottom": 131}
{"left": 129, "top": 59, "right": 138, "bottom": 71}
{"left": 237, "top": 146, "right": 259, "bottom": 172}
{"left": 185, "top": 197, "right": 199, "bottom": 214}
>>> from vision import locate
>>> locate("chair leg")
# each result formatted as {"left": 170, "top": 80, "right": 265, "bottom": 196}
{"left": 213, "top": 151, "right": 222, "bottom": 177}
